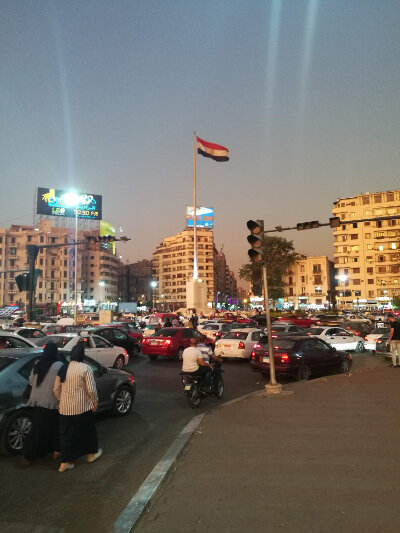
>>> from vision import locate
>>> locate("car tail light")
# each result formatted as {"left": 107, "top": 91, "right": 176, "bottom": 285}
{"left": 128, "top": 374, "right": 135, "bottom": 384}
{"left": 307, "top": 332, "right": 312, "bottom": 336}
{"left": 215, "top": 332, "right": 222, "bottom": 337}
{"left": 238, "top": 341, "right": 245, "bottom": 349}
{"left": 251, "top": 351, "right": 255, "bottom": 360}
{"left": 163, "top": 339, "right": 172, "bottom": 346}
{"left": 280, "top": 353, "right": 290, "bottom": 364}
{"left": 142, "top": 338, "right": 147, "bottom": 344}
{"left": 271, "top": 335, "right": 278, "bottom": 339}
{"left": 364, "top": 336, "right": 368, "bottom": 340}
{"left": 253, "top": 343, "right": 261, "bottom": 349}
{"left": 377, "top": 339, "right": 383, "bottom": 344}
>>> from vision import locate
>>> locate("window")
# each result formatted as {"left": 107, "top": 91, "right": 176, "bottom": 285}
{"left": 93, "top": 336, "right": 111, "bottom": 348}
{"left": 362, "top": 197, "right": 370, "bottom": 205}
{"left": 350, "top": 234, "right": 358, "bottom": 240}
{"left": 378, "top": 245, "right": 384, "bottom": 251}
{"left": 379, "top": 256, "right": 385, "bottom": 262}
{"left": 353, "top": 268, "right": 360, "bottom": 274}
{"left": 351, "top": 245, "right": 359, "bottom": 252}
{"left": 391, "top": 243, "right": 397, "bottom": 249}
{"left": 377, "top": 221, "right": 382, "bottom": 228}
{"left": 342, "top": 224, "right": 346, "bottom": 230}
{"left": 387, "top": 192, "right": 395, "bottom": 202}
{"left": 353, "top": 279, "right": 360, "bottom": 285}
{"left": 367, "top": 267, "right": 373, "bottom": 274}
{"left": 353, "top": 223, "right": 358, "bottom": 228}
{"left": 378, "top": 266, "right": 386, "bottom": 273}
{"left": 368, "top": 279, "right": 374, "bottom": 284}
{"left": 365, "top": 233, "right": 371, "bottom": 239}
{"left": 301, "top": 276, "right": 305, "bottom": 282}
{"left": 300, "top": 265, "right": 305, "bottom": 273}
{"left": 374, "top": 194, "right": 382, "bottom": 203}
{"left": 368, "top": 291, "right": 375, "bottom": 297}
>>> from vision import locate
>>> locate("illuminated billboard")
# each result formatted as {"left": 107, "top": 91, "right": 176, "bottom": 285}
{"left": 100, "top": 220, "right": 116, "bottom": 254}
{"left": 186, "top": 206, "right": 214, "bottom": 229}
{"left": 37, "top": 187, "right": 102, "bottom": 220}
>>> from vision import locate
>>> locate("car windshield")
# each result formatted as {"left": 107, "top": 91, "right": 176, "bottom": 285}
{"left": 273, "top": 340, "right": 296, "bottom": 350}
{"left": 270, "top": 326, "right": 286, "bottom": 332}
{"left": 225, "top": 332, "right": 248, "bottom": 340}
{"left": 308, "top": 328, "right": 324, "bottom": 335}
{"left": 151, "top": 328, "right": 178, "bottom": 337}
{"left": 202, "top": 325, "right": 220, "bottom": 330}
{"left": 43, "top": 336, "right": 72, "bottom": 348}
{"left": 0, "top": 357, "right": 14, "bottom": 372}
{"left": 372, "top": 326, "right": 390, "bottom": 334}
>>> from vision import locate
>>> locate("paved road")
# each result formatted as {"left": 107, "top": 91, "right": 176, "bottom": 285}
{"left": 0, "top": 350, "right": 388, "bottom": 532}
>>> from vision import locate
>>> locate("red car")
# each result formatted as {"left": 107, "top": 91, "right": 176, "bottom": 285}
{"left": 277, "top": 315, "right": 317, "bottom": 328}
{"left": 142, "top": 327, "right": 214, "bottom": 361}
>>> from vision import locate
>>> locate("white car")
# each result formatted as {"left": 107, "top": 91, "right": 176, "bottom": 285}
{"left": 214, "top": 328, "right": 265, "bottom": 360}
{"left": 364, "top": 323, "right": 391, "bottom": 351}
{"left": 10, "top": 327, "right": 47, "bottom": 340}
{"left": 197, "top": 323, "right": 227, "bottom": 341}
{"left": 307, "top": 326, "right": 365, "bottom": 352}
{"left": 36, "top": 333, "right": 129, "bottom": 369}
{"left": 0, "top": 331, "right": 37, "bottom": 349}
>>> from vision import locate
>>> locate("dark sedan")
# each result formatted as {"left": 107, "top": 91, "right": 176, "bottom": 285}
{"left": 250, "top": 335, "right": 352, "bottom": 381}
{"left": 375, "top": 332, "right": 391, "bottom": 355}
{"left": 0, "top": 349, "right": 136, "bottom": 455}
{"left": 84, "top": 326, "right": 140, "bottom": 356}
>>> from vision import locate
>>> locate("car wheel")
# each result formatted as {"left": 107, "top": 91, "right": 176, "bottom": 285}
{"left": 113, "top": 355, "right": 125, "bottom": 370}
{"left": 296, "top": 365, "right": 311, "bottom": 381}
{"left": 2, "top": 410, "right": 32, "bottom": 455}
{"left": 355, "top": 341, "right": 365, "bottom": 353}
{"left": 216, "top": 375, "right": 224, "bottom": 399}
{"left": 176, "top": 347, "right": 184, "bottom": 361}
{"left": 112, "top": 386, "right": 134, "bottom": 417}
{"left": 149, "top": 354, "right": 158, "bottom": 361}
{"left": 339, "top": 359, "right": 350, "bottom": 374}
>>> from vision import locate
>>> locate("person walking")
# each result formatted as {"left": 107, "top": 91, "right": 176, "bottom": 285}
{"left": 54, "top": 343, "right": 102, "bottom": 472}
{"left": 23, "top": 342, "right": 63, "bottom": 464}
{"left": 388, "top": 314, "right": 400, "bottom": 367}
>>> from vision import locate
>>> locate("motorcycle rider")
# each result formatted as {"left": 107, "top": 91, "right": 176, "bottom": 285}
{"left": 182, "top": 338, "right": 213, "bottom": 382}
{"left": 197, "top": 340, "right": 222, "bottom": 392}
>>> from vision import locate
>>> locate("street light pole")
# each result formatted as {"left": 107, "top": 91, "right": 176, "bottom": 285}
{"left": 74, "top": 207, "right": 78, "bottom": 324}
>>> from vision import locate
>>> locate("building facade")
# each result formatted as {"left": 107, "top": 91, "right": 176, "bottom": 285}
{"left": 332, "top": 190, "right": 400, "bottom": 309}
{"left": 118, "top": 260, "right": 152, "bottom": 305}
{"left": 0, "top": 220, "right": 120, "bottom": 313}
{"left": 283, "top": 256, "right": 333, "bottom": 309}
{"left": 152, "top": 228, "right": 239, "bottom": 310}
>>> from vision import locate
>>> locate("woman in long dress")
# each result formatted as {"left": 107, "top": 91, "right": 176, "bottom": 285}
{"left": 23, "top": 342, "right": 63, "bottom": 463}
{"left": 54, "top": 343, "right": 102, "bottom": 472}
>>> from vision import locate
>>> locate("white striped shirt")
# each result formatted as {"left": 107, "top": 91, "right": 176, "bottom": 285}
{"left": 53, "top": 361, "right": 98, "bottom": 416}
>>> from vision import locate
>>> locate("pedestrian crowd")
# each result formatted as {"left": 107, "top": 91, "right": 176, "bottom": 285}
{"left": 23, "top": 342, "right": 102, "bottom": 472}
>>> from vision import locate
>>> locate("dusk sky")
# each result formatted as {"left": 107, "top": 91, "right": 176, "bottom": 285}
{"left": 1, "top": 0, "right": 399, "bottom": 282}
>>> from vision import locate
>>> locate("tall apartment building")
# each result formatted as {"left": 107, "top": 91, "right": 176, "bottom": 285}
{"left": 332, "top": 190, "right": 400, "bottom": 309}
{"left": 282, "top": 256, "right": 333, "bottom": 309}
{"left": 152, "top": 228, "right": 239, "bottom": 310}
{"left": 118, "top": 260, "right": 152, "bottom": 304}
{"left": 0, "top": 220, "right": 120, "bottom": 312}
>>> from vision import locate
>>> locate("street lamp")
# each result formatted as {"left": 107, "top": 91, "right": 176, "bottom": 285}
{"left": 150, "top": 280, "right": 158, "bottom": 311}
{"left": 63, "top": 192, "right": 80, "bottom": 324}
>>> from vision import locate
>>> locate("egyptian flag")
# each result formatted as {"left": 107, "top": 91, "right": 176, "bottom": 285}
{"left": 197, "top": 136, "right": 229, "bottom": 162}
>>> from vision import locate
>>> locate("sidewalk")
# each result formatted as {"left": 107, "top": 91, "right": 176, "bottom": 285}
{"left": 136, "top": 366, "right": 400, "bottom": 533}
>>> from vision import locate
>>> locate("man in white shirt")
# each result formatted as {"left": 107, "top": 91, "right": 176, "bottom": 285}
{"left": 182, "top": 338, "right": 213, "bottom": 377}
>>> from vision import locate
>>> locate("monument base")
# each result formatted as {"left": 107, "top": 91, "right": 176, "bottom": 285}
{"left": 186, "top": 278, "right": 208, "bottom": 313}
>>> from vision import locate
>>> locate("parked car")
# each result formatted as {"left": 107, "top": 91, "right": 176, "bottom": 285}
{"left": 375, "top": 332, "right": 391, "bottom": 355}
{"left": 10, "top": 327, "right": 47, "bottom": 340}
{"left": 197, "top": 323, "right": 228, "bottom": 341}
{"left": 277, "top": 315, "right": 317, "bottom": 328}
{"left": 141, "top": 327, "right": 214, "bottom": 361}
{"left": 214, "top": 329, "right": 265, "bottom": 360}
{"left": 269, "top": 323, "right": 307, "bottom": 336}
{"left": 364, "top": 323, "right": 391, "bottom": 351}
{"left": 41, "top": 324, "right": 86, "bottom": 335}
{"left": 0, "top": 331, "right": 37, "bottom": 348}
{"left": 250, "top": 336, "right": 352, "bottom": 380}
{"left": 305, "top": 326, "right": 365, "bottom": 352}
{"left": 314, "top": 315, "right": 346, "bottom": 326}
{"left": 105, "top": 322, "right": 143, "bottom": 345}
{"left": 0, "top": 348, "right": 136, "bottom": 455}
{"left": 342, "top": 320, "right": 373, "bottom": 337}
{"left": 35, "top": 333, "right": 129, "bottom": 369}
{"left": 82, "top": 326, "right": 140, "bottom": 356}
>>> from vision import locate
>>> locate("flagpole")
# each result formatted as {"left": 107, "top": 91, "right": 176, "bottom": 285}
{"left": 193, "top": 131, "right": 198, "bottom": 279}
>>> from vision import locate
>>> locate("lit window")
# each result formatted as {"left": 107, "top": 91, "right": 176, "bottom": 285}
{"left": 378, "top": 245, "right": 384, "bottom": 251}
{"left": 391, "top": 243, "right": 397, "bottom": 250}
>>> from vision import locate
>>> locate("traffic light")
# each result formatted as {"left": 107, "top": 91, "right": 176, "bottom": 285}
{"left": 247, "top": 219, "right": 264, "bottom": 263}
{"left": 85, "top": 235, "right": 116, "bottom": 243}
{"left": 329, "top": 217, "right": 340, "bottom": 228}
{"left": 15, "top": 269, "right": 41, "bottom": 292}
{"left": 296, "top": 220, "right": 320, "bottom": 230}
{"left": 99, "top": 235, "right": 116, "bottom": 243}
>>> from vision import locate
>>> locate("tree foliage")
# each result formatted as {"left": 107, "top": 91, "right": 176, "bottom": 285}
{"left": 239, "top": 235, "right": 299, "bottom": 300}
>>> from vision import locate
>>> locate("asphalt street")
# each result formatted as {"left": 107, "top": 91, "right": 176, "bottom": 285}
{"left": 0, "top": 350, "right": 388, "bottom": 533}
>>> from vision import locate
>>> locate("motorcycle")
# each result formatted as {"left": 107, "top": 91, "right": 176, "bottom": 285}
{"left": 180, "top": 363, "right": 224, "bottom": 408}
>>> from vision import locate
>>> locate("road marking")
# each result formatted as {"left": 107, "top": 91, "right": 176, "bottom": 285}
{"left": 113, "top": 413, "right": 205, "bottom": 533}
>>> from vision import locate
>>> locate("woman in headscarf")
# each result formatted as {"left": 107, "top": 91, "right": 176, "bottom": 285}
{"left": 53, "top": 342, "right": 102, "bottom": 472}
{"left": 23, "top": 342, "right": 63, "bottom": 464}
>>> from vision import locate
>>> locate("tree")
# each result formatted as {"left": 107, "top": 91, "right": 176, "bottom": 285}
{"left": 239, "top": 235, "right": 299, "bottom": 303}
{"left": 392, "top": 295, "right": 400, "bottom": 309}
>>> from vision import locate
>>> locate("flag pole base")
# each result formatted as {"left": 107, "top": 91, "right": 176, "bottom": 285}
{"left": 265, "top": 383, "right": 283, "bottom": 395}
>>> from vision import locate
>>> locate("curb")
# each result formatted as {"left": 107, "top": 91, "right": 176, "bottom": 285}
{"left": 113, "top": 413, "right": 205, "bottom": 533}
